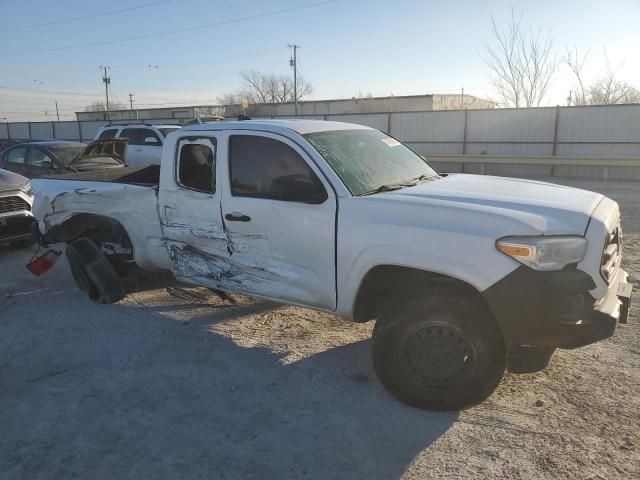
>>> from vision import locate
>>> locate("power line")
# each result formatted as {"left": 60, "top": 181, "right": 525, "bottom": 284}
{"left": 3, "top": 0, "right": 339, "bottom": 55}
{"left": 0, "top": 0, "right": 177, "bottom": 32}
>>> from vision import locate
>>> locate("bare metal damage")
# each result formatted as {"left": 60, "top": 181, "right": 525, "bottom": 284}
{"left": 166, "top": 242, "right": 292, "bottom": 295}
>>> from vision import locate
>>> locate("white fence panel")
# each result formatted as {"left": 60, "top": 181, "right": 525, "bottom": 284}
{"left": 467, "top": 108, "right": 556, "bottom": 142}
{"left": 326, "top": 113, "right": 388, "bottom": 131}
{"left": 558, "top": 105, "right": 640, "bottom": 142}
{"left": 80, "top": 121, "right": 108, "bottom": 141}
{"left": 391, "top": 111, "right": 464, "bottom": 142}
{"left": 556, "top": 143, "right": 640, "bottom": 158}
{"left": 30, "top": 122, "right": 54, "bottom": 139}
{"left": 274, "top": 115, "right": 326, "bottom": 120}
{"left": 54, "top": 122, "right": 81, "bottom": 141}
{"left": 0, "top": 124, "right": 8, "bottom": 139}
{"left": 408, "top": 142, "right": 463, "bottom": 155}
{"left": 8, "top": 122, "right": 30, "bottom": 139}
{"left": 465, "top": 142, "right": 552, "bottom": 156}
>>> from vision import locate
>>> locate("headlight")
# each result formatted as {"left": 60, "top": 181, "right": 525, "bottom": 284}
{"left": 496, "top": 236, "right": 587, "bottom": 271}
{"left": 23, "top": 181, "right": 34, "bottom": 197}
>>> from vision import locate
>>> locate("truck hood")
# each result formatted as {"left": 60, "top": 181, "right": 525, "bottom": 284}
{"left": 383, "top": 174, "right": 603, "bottom": 235}
{"left": 0, "top": 168, "right": 29, "bottom": 191}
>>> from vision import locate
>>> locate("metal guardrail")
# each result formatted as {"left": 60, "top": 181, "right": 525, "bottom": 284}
{"left": 427, "top": 154, "right": 640, "bottom": 181}
{"left": 427, "top": 154, "right": 640, "bottom": 167}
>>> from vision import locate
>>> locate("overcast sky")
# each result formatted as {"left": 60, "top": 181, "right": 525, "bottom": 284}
{"left": 1, "top": 0, "right": 639, "bottom": 121}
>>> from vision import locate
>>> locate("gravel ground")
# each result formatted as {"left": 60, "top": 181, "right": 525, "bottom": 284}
{"left": 0, "top": 178, "right": 638, "bottom": 479}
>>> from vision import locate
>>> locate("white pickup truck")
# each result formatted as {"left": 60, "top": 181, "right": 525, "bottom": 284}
{"left": 30, "top": 120, "right": 632, "bottom": 410}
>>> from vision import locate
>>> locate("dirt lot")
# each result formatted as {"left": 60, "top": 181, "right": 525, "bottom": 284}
{"left": 1, "top": 178, "right": 638, "bottom": 480}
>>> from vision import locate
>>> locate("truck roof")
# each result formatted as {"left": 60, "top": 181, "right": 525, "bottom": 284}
{"left": 180, "top": 119, "right": 372, "bottom": 135}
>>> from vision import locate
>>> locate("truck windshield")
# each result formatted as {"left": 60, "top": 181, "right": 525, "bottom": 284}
{"left": 305, "top": 129, "right": 438, "bottom": 196}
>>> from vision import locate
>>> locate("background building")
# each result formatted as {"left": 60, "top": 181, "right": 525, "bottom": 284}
{"left": 75, "top": 93, "right": 496, "bottom": 122}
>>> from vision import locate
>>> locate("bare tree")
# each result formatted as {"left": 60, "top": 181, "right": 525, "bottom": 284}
{"left": 565, "top": 47, "right": 589, "bottom": 105}
{"left": 218, "top": 70, "right": 313, "bottom": 106}
{"left": 84, "top": 100, "right": 125, "bottom": 112}
{"left": 482, "top": 11, "right": 558, "bottom": 107}
{"left": 566, "top": 48, "right": 640, "bottom": 105}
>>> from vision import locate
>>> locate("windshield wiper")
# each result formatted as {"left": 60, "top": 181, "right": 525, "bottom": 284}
{"left": 359, "top": 174, "right": 439, "bottom": 196}
{"left": 406, "top": 173, "right": 439, "bottom": 185}
{"left": 359, "top": 183, "right": 406, "bottom": 196}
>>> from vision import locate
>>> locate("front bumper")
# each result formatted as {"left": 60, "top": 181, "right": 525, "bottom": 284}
{"left": 0, "top": 213, "right": 34, "bottom": 245}
{"left": 482, "top": 265, "right": 633, "bottom": 349}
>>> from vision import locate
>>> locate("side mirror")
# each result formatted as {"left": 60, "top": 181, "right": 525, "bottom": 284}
{"left": 144, "top": 136, "right": 160, "bottom": 145}
{"left": 41, "top": 160, "right": 54, "bottom": 170}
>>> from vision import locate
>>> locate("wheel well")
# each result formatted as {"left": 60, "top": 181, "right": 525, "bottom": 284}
{"left": 352, "top": 265, "right": 491, "bottom": 323}
{"left": 45, "top": 214, "right": 134, "bottom": 267}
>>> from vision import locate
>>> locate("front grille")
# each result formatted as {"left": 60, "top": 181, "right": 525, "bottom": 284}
{"left": 0, "top": 196, "right": 31, "bottom": 215}
{"left": 601, "top": 222, "right": 622, "bottom": 283}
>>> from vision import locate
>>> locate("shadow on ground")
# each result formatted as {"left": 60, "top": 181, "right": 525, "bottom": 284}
{"left": 0, "top": 291, "right": 457, "bottom": 480}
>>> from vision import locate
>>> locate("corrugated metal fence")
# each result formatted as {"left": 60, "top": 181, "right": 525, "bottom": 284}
{"left": 2, "top": 104, "right": 640, "bottom": 179}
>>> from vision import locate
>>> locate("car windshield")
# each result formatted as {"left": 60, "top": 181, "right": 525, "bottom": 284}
{"left": 159, "top": 127, "right": 179, "bottom": 137}
{"left": 304, "top": 129, "right": 438, "bottom": 196}
{"left": 48, "top": 144, "right": 86, "bottom": 165}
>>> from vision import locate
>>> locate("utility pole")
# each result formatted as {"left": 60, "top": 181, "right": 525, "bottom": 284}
{"left": 129, "top": 93, "right": 134, "bottom": 110}
{"left": 101, "top": 66, "right": 111, "bottom": 122}
{"left": 54, "top": 101, "right": 60, "bottom": 121}
{"left": 288, "top": 43, "right": 300, "bottom": 116}
{"left": 460, "top": 87, "right": 464, "bottom": 110}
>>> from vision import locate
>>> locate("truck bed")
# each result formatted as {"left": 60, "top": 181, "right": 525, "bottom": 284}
{"left": 46, "top": 165, "right": 160, "bottom": 186}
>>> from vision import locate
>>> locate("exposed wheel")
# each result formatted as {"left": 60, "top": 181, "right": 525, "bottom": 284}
{"left": 66, "top": 237, "right": 125, "bottom": 304}
{"left": 372, "top": 289, "right": 506, "bottom": 410}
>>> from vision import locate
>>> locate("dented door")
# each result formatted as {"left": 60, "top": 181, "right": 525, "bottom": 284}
{"left": 158, "top": 135, "right": 232, "bottom": 289}
{"left": 219, "top": 132, "right": 337, "bottom": 310}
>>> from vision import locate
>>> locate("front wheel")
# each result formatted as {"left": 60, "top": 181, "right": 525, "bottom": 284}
{"left": 372, "top": 290, "right": 506, "bottom": 410}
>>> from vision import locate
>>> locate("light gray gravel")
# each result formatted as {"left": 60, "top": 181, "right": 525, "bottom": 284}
{"left": 0, "top": 178, "right": 638, "bottom": 479}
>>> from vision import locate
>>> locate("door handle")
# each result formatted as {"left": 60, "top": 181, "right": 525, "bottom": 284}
{"left": 225, "top": 213, "right": 251, "bottom": 222}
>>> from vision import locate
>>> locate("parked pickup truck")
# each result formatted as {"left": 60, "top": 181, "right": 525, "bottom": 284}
{"left": 30, "top": 120, "right": 633, "bottom": 410}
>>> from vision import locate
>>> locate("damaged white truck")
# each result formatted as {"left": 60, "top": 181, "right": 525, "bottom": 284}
{"left": 30, "top": 120, "right": 632, "bottom": 410}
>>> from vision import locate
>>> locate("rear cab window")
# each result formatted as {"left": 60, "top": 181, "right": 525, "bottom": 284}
{"left": 176, "top": 139, "right": 216, "bottom": 193}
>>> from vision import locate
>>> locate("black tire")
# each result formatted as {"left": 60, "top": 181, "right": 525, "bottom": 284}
{"left": 66, "top": 237, "right": 125, "bottom": 304}
{"left": 372, "top": 290, "right": 506, "bottom": 410}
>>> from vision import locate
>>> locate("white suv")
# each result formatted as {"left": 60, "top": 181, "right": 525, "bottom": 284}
{"left": 94, "top": 124, "right": 180, "bottom": 167}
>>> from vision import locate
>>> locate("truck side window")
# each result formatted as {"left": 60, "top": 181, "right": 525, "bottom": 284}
{"left": 139, "top": 129, "right": 161, "bottom": 146}
{"left": 229, "top": 135, "right": 327, "bottom": 203}
{"left": 120, "top": 128, "right": 143, "bottom": 145}
{"left": 98, "top": 129, "right": 118, "bottom": 140}
{"left": 178, "top": 142, "right": 215, "bottom": 194}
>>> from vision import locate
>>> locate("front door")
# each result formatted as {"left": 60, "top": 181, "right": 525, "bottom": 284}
{"left": 219, "top": 131, "right": 337, "bottom": 310}
{"left": 158, "top": 135, "right": 231, "bottom": 288}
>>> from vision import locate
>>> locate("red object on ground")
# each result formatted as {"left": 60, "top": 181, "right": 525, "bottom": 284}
{"left": 26, "top": 250, "right": 61, "bottom": 277}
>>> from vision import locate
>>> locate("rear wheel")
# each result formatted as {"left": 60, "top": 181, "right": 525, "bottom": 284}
{"left": 372, "top": 290, "right": 506, "bottom": 410}
{"left": 66, "top": 237, "right": 125, "bottom": 304}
